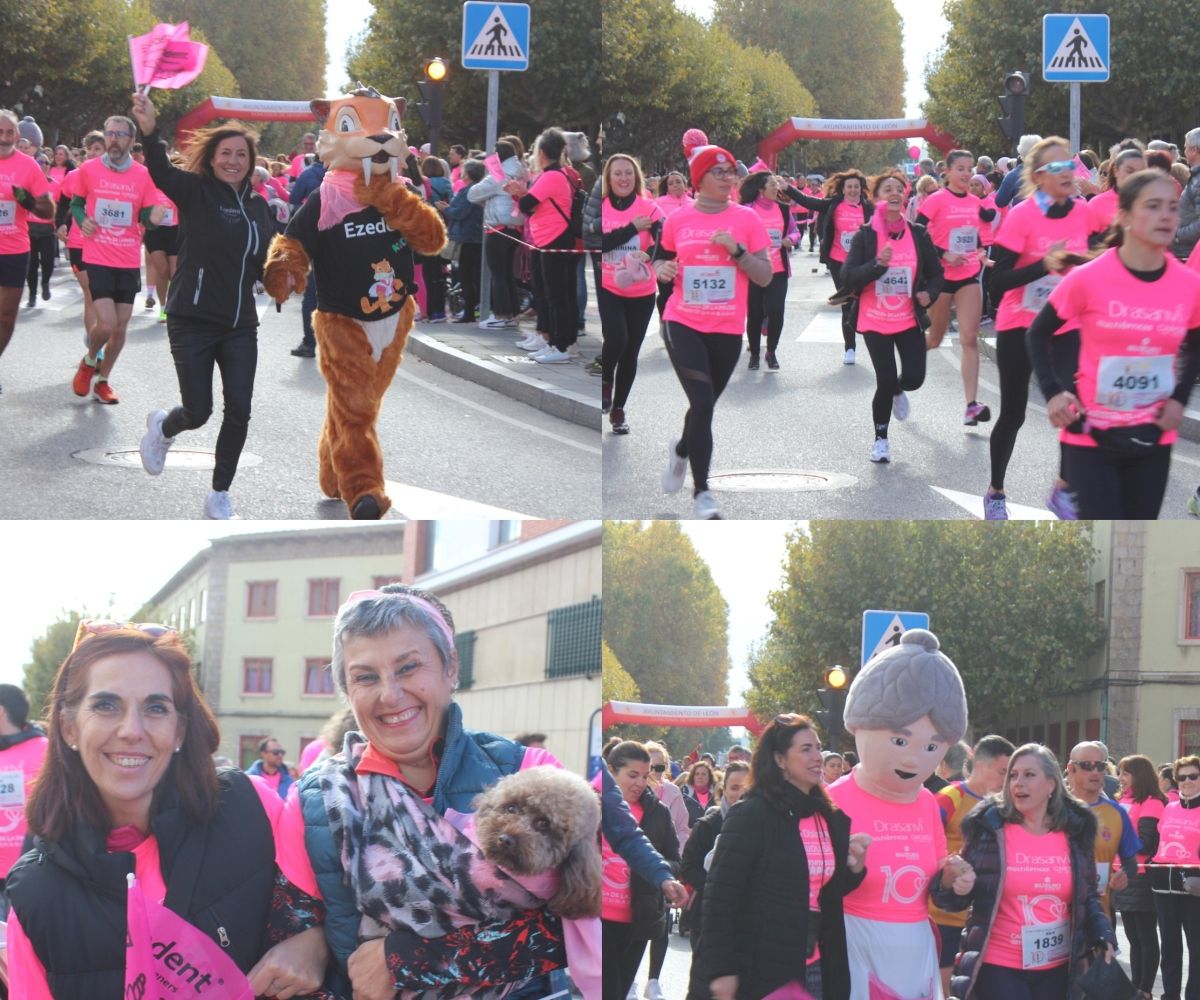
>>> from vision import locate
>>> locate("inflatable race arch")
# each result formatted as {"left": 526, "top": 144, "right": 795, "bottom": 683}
{"left": 758, "top": 117, "right": 959, "bottom": 170}
{"left": 175, "top": 96, "right": 317, "bottom": 146}
{"left": 602, "top": 701, "right": 765, "bottom": 735}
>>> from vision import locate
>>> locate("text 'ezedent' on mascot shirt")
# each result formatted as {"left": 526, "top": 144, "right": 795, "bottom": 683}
{"left": 827, "top": 771, "right": 947, "bottom": 922}
{"left": 661, "top": 201, "right": 770, "bottom": 335}
{"left": 285, "top": 188, "right": 417, "bottom": 323}
{"left": 1046, "top": 247, "right": 1200, "bottom": 447}
{"left": 74, "top": 156, "right": 161, "bottom": 269}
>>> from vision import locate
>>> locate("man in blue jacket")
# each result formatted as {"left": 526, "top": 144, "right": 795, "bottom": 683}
{"left": 245, "top": 736, "right": 294, "bottom": 799}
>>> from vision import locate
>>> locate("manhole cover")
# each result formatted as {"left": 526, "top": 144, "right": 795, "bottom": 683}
{"left": 707, "top": 470, "right": 857, "bottom": 492}
{"left": 73, "top": 448, "right": 263, "bottom": 471}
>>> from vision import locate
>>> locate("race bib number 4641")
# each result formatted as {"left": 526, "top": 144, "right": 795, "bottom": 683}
{"left": 682, "top": 265, "right": 735, "bottom": 305}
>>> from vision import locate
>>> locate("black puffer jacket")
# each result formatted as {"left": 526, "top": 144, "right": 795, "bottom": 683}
{"left": 142, "top": 128, "right": 273, "bottom": 329}
{"left": 840, "top": 221, "right": 944, "bottom": 333}
{"left": 783, "top": 186, "right": 873, "bottom": 265}
{"left": 627, "top": 787, "right": 679, "bottom": 938}
{"left": 1112, "top": 795, "right": 1168, "bottom": 913}
{"left": 931, "top": 799, "right": 1117, "bottom": 1000}
{"left": 700, "top": 785, "right": 863, "bottom": 1000}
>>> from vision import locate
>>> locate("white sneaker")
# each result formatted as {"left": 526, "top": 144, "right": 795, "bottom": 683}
{"left": 892, "top": 390, "right": 910, "bottom": 421}
{"left": 480, "top": 315, "right": 517, "bottom": 329}
{"left": 203, "top": 489, "right": 237, "bottom": 520}
{"left": 693, "top": 490, "right": 722, "bottom": 519}
{"left": 534, "top": 347, "right": 573, "bottom": 363}
{"left": 870, "top": 438, "right": 890, "bottom": 463}
{"left": 516, "top": 336, "right": 544, "bottom": 351}
{"left": 139, "top": 409, "right": 175, "bottom": 476}
{"left": 843, "top": 348, "right": 856, "bottom": 365}
{"left": 645, "top": 981, "right": 665, "bottom": 1000}
{"left": 626, "top": 985, "right": 640, "bottom": 1000}
{"left": 661, "top": 437, "right": 687, "bottom": 493}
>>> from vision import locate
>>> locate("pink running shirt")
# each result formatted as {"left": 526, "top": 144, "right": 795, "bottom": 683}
{"left": 74, "top": 157, "right": 162, "bottom": 268}
{"left": 856, "top": 223, "right": 918, "bottom": 334}
{"left": 827, "top": 771, "right": 946, "bottom": 923}
{"left": 527, "top": 169, "right": 573, "bottom": 248}
{"left": 829, "top": 201, "right": 865, "bottom": 263}
{"left": 661, "top": 201, "right": 770, "bottom": 335}
{"left": 983, "top": 825, "right": 1072, "bottom": 970}
{"left": 1153, "top": 799, "right": 1200, "bottom": 865}
{"left": 1046, "top": 248, "right": 1200, "bottom": 447}
{"left": 601, "top": 798, "right": 642, "bottom": 922}
{"left": 1126, "top": 797, "right": 1165, "bottom": 870}
{"left": 0, "top": 149, "right": 50, "bottom": 255}
{"left": 600, "top": 193, "right": 662, "bottom": 298}
{"left": 993, "top": 197, "right": 1091, "bottom": 331}
{"left": 1088, "top": 189, "right": 1119, "bottom": 236}
{"left": 750, "top": 199, "right": 787, "bottom": 273}
{"left": 0, "top": 735, "right": 48, "bottom": 879}
{"left": 920, "top": 188, "right": 985, "bottom": 281}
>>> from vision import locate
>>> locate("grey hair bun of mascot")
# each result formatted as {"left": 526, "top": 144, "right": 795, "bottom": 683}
{"left": 843, "top": 628, "right": 968, "bottom": 744}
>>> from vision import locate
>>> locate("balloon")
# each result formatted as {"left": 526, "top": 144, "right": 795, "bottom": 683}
{"left": 908, "top": 145, "right": 921, "bottom": 160}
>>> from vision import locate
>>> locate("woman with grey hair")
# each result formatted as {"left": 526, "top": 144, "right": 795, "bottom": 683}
{"left": 276, "top": 583, "right": 571, "bottom": 998}
{"left": 932, "top": 744, "right": 1117, "bottom": 1000}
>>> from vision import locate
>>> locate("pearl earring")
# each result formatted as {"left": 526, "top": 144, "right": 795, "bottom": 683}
{"left": 70, "top": 744, "right": 78, "bottom": 751}
{"left": 174, "top": 747, "right": 182, "bottom": 753}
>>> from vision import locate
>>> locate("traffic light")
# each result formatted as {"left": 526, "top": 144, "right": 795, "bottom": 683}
{"left": 996, "top": 71, "right": 1029, "bottom": 153}
{"left": 814, "top": 665, "right": 850, "bottom": 749}
{"left": 415, "top": 58, "right": 448, "bottom": 150}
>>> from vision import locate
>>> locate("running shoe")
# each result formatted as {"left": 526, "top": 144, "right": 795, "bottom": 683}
{"left": 892, "top": 390, "right": 910, "bottom": 421}
{"left": 662, "top": 438, "right": 687, "bottom": 493}
{"left": 516, "top": 335, "right": 544, "bottom": 351}
{"left": 1047, "top": 484, "right": 1079, "bottom": 520}
{"left": 290, "top": 343, "right": 316, "bottom": 358}
{"left": 983, "top": 489, "right": 1009, "bottom": 520}
{"left": 145, "top": 294, "right": 155, "bottom": 309}
{"left": 610, "top": 408, "right": 629, "bottom": 434}
{"left": 158, "top": 308, "right": 167, "bottom": 323}
{"left": 25, "top": 291, "right": 35, "bottom": 308}
{"left": 426, "top": 312, "right": 447, "bottom": 323}
{"left": 747, "top": 352, "right": 760, "bottom": 371}
{"left": 870, "top": 438, "right": 890, "bottom": 463}
{"left": 1190, "top": 489, "right": 1200, "bottom": 518}
{"left": 92, "top": 380, "right": 119, "bottom": 405}
{"left": 72, "top": 356, "right": 97, "bottom": 396}
{"left": 963, "top": 402, "right": 992, "bottom": 425}
{"left": 843, "top": 348, "right": 856, "bottom": 365}
{"left": 203, "top": 489, "right": 236, "bottom": 520}
{"left": 979, "top": 315, "right": 993, "bottom": 326}
{"left": 626, "top": 985, "right": 640, "bottom": 1000}
{"left": 586, "top": 359, "right": 602, "bottom": 376}
{"left": 765, "top": 351, "right": 780, "bottom": 371}
{"left": 479, "top": 315, "right": 517, "bottom": 330}
{"left": 533, "top": 348, "right": 572, "bottom": 364}
{"left": 693, "top": 490, "right": 722, "bottom": 519}
{"left": 139, "top": 409, "right": 175, "bottom": 476}
{"left": 41, "top": 285, "right": 49, "bottom": 301}
{"left": 645, "top": 982, "right": 665, "bottom": 1000}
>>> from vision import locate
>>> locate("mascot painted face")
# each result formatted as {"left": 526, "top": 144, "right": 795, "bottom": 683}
{"left": 260, "top": 85, "right": 446, "bottom": 520}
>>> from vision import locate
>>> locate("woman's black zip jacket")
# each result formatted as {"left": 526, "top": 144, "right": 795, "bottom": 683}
{"left": 142, "top": 128, "right": 273, "bottom": 329}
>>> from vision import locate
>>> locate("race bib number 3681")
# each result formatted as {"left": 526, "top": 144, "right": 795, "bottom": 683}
{"left": 682, "top": 265, "right": 735, "bottom": 305}
{"left": 95, "top": 198, "right": 133, "bottom": 228}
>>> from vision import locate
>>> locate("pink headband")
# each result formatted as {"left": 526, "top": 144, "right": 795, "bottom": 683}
{"left": 341, "top": 589, "right": 455, "bottom": 651}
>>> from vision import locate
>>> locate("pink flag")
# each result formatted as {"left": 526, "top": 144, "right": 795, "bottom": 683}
{"left": 129, "top": 22, "right": 209, "bottom": 91}
{"left": 125, "top": 873, "right": 255, "bottom": 1000}
{"left": 748, "top": 158, "right": 771, "bottom": 174}
{"left": 484, "top": 152, "right": 505, "bottom": 183}
{"left": 1073, "top": 154, "right": 1093, "bottom": 180}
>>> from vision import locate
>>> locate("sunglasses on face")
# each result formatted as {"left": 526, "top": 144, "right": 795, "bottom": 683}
{"left": 650, "top": 764, "right": 667, "bottom": 773}
{"left": 1070, "top": 760, "right": 1105, "bottom": 772}
{"left": 1035, "top": 159, "right": 1076, "bottom": 175}
{"left": 1177, "top": 772, "right": 1200, "bottom": 782}
{"left": 265, "top": 749, "right": 285, "bottom": 756}
{"left": 73, "top": 619, "right": 178, "bottom": 652}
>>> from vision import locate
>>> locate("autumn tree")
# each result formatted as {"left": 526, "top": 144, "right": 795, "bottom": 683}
{"left": 22, "top": 613, "right": 86, "bottom": 722}
{"left": 346, "top": 0, "right": 602, "bottom": 152}
{"left": 923, "top": 0, "right": 1200, "bottom": 157}
{"left": 748, "top": 522, "right": 1105, "bottom": 735}
{"left": 602, "top": 641, "right": 641, "bottom": 704}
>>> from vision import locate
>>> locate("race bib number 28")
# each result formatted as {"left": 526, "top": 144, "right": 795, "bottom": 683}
{"left": 0, "top": 200, "right": 15, "bottom": 227}
{"left": 0, "top": 769, "right": 25, "bottom": 808}
{"left": 682, "top": 265, "right": 735, "bottom": 305}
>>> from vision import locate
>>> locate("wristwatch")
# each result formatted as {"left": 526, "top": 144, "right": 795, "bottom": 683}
{"left": 731, "top": 243, "right": 746, "bottom": 260}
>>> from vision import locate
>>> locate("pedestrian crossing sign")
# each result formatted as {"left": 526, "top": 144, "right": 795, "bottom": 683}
{"left": 861, "top": 610, "right": 930, "bottom": 667}
{"left": 462, "top": 2, "right": 530, "bottom": 71}
{"left": 1043, "top": 13, "right": 1109, "bottom": 82}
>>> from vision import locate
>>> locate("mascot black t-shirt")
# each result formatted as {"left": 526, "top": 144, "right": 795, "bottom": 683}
{"left": 285, "top": 190, "right": 417, "bottom": 322}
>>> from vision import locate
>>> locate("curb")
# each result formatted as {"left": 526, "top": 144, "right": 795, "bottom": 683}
{"left": 406, "top": 332, "right": 602, "bottom": 431}
{"left": 979, "top": 333, "right": 1200, "bottom": 445}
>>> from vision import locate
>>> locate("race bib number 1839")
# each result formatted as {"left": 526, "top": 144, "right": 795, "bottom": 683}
{"left": 1021, "top": 920, "right": 1069, "bottom": 970}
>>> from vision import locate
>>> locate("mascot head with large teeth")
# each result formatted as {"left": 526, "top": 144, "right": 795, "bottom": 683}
{"left": 311, "top": 83, "right": 408, "bottom": 187}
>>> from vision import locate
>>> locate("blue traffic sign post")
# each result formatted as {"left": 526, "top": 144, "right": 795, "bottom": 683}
{"left": 462, "top": 2, "right": 531, "bottom": 319}
{"left": 861, "top": 609, "right": 931, "bottom": 667}
{"left": 1043, "top": 14, "right": 1110, "bottom": 153}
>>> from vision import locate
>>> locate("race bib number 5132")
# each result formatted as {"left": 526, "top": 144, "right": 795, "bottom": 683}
{"left": 682, "top": 265, "right": 735, "bottom": 305}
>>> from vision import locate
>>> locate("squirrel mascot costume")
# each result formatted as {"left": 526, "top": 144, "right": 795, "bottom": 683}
{"left": 262, "top": 86, "right": 446, "bottom": 519}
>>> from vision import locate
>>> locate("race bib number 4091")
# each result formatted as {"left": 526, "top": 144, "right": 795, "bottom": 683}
{"left": 1094, "top": 354, "right": 1174, "bottom": 411}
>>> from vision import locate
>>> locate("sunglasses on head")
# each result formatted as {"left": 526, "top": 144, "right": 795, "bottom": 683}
{"left": 1035, "top": 159, "right": 1076, "bottom": 175}
{"left": 650, "top": 764, "right": 667, "bottom": 773}
{"left": 1070, "top": 759, "right": 1105, "bottom": 772}
{"left": 73, "top": 619, "right": 178, "bottom": 652}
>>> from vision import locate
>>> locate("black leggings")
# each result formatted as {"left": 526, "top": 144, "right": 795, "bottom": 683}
{"left": 457, "top": 241, "right": 481, "bottom": 321}
{"left": 990, "top": 327, "right": 1032, "bottom": 491}
{"left": 746, "top": 270, "right": 788, "bottom": 355}
{"left": 826, "top": 259, "right": 855, "bottom": 350}
{"left": 1062, "top": 441, "right": 1172, "bottom": 518}
{"left": 973, "top": 962, "right": 1068, "bottom": 1000}
{"left": 539, "top": 231, "right": 579, "bottom": 351}
{"left": 663, "top": 321, "right": 742, "bottom": 495}
{"left": 599, "top": 288, "right": 655, "bottom": 409}
{"left": 602, "top": 919, "right": 649, "bottom": 1000}
{"left": 485, "top": 228, "right": 520, "bottom": 316}
{"left": 161, "top": 316, "right": 258, "bottom": 492}
{"left": 420, "top": 255, "right": 446, "bottom": 316}
{"left": 861, "top": 327, "right": 926, "bottom": 436}
{"left": 648, "top": 925, "right": 668, "bottom": 978}
{"left": 26, "top": 231, "right": 55, "bottom": 294}
{"left": 1156, "top": 891, "right": 1200, "bottom": 1000}
{"left": 1121, "top": 909, "right": 1160, "bottom": 992}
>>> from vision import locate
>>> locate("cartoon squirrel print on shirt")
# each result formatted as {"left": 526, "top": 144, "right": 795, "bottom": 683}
{"left": 361, "top": 258, "right": 402, "bottom": 313}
